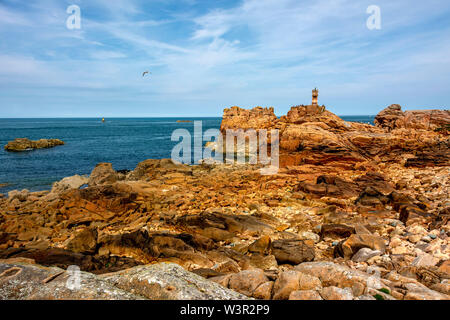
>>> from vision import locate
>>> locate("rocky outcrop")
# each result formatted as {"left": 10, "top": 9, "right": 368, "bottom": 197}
{"left": 219, "top": 104, "right": 449, "bottom": 168}
{"left": 220, "top": 106, "right": 277, "bottom": 131}
{"left": 4, "top": 138, "right": 64, "bottom": 152}
{"left": 280, "top": 104, "right": 348, "bottom": 131}
{"left": 373, "top": 104, "right": 405, "bottom": 130}
{"left": 375, "top": 104, "right": 450, "bottom": 131}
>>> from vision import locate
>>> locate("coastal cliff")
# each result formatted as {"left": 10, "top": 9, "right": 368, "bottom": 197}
{"left": 0, "top": 104, "right": 449, "bottom": 300}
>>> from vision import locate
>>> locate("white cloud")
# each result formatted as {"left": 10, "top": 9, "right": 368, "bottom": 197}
{"left": 0, "top": 0, "right": 449, "bottom": 116}
{"left": 0, "top": 4, "right": 31, "bottom": 26}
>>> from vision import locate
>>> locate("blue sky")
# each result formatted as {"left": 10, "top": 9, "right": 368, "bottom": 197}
{"left": 0, "top": 0, "right": 449, "bottom": 117}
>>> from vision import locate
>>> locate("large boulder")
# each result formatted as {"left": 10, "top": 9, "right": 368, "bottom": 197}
{"left": 273, "top": 270, "right": 322, "bottom": 300}
{"left": 100, "top": 262, "right": 249, "bottom": 300}
{"left": 228, "top": 269, "right": 268, "bottom": 297}
{"left": 295, "top": 261, "right": 383, "bottom": 295}
{"left": 271, "top": 239, "right": 315, "bottom": 265}
{"left": 320, "top": 286, "right": 354, "bottom": 300}
{"left": 335, "top": 234, "right": 386, "bottom": 259}
{"left": 51, "top": 175, "right": 88, "bottom": 194}
{"left": 0, "top": 260, "right": 142, "bottom": 300}
{"left": 88, "top": 163, "right": 119, "bottom": 186}
{"left": 0, "top": 260, "right": 248, "bottom": 300}
{"left": 374, "top": 104, "right": 405, "bottom": 130}
{"left": 289, "top": 290, "right": 323, "bottom": 300}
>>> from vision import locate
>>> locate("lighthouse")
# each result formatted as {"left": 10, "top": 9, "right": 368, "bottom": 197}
{"left": 312, "top": 88, "right": 319, "bottom": 106}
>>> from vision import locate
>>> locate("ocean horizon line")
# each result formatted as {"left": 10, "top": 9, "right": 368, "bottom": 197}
{"left": 0, "top": 114, "right": 377, "bottom": 120}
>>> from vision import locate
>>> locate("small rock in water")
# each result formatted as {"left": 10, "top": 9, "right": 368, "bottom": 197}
{"left": 4, "top": 138, "right": 64, "bottom": 152}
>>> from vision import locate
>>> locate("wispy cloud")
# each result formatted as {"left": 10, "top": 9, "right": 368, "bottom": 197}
{"left": 0, "top": 4, "right": 32, "bottom": 26}
{"left": 0, "top": 0, "right": 449, "bottom": 117}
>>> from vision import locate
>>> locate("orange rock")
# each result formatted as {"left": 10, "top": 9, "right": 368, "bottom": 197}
{"left": 228, "top": 269, "right": 268, "bottom": 297}
{"left": 335, "top": 234, "right": 386, "bottom": 259}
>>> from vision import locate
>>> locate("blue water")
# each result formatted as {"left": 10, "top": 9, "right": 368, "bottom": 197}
{"left": 0, "top": 116, "right": 375, "bottom": 193}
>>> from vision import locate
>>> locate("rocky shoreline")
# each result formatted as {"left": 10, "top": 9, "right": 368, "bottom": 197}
{"left": 0, "top": 104, "right": 449, "bottom": 300}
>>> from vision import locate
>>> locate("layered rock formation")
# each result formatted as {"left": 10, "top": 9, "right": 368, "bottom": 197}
{"left": 375, "top": 104, "right": 450, "bottom": 131}
{"left": 221, "top": 106, "right": 278, "bottom": 131}
{"left": 0, "top": 103, "right": 449, "bottom": 300}
{"left": 4, "top": 138, "right": 64, "bottom": 152}
{"left": 219, "top": 104, "right": 450, "bottom": 168}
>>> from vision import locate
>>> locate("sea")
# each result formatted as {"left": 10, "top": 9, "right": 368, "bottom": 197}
{"left": 0, "top": 116, "right": 375, "bottom": 194}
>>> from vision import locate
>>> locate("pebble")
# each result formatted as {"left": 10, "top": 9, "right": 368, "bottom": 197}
{"left": 299, "top": 231, "right": 320, "bottom": 243}
{"left": 408, "top": 234, "right": 422, "bottom": 243}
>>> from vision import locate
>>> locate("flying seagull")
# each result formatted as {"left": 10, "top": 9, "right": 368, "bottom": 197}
{"left": 142, "top": 71, "right": 151, "bottom": 77}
